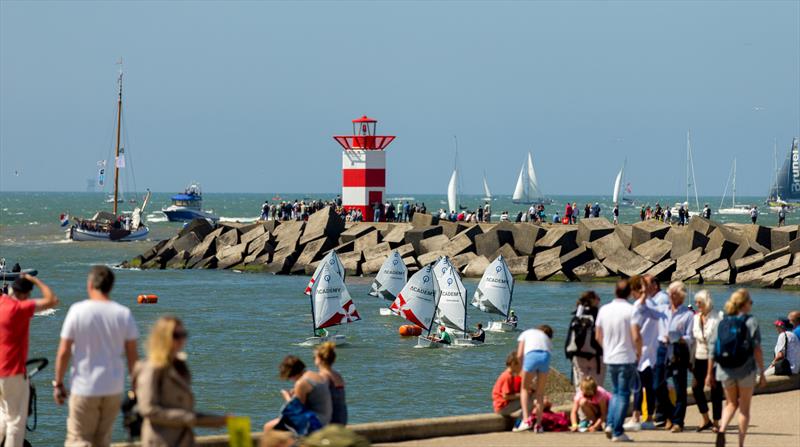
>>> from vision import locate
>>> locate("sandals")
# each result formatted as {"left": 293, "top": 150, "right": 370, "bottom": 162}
{"left": 696, "top": 421, "right": 714, "bottom": 432}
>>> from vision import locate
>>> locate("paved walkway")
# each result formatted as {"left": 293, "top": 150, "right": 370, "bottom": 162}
{"left": 375, "top": 389, "right": 800, "bottom": 447}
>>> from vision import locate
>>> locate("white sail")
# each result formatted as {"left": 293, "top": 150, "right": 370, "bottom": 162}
{"left": 369, "top": 250, "right": 407, "bottom": 301}
{"left": 527, "top": 152, "right": 541, "bottom": 198}
{"left": 447, "top": 169, "right": 458, "bottom": 213}
{"left": 512, "top": 165, "right": 526, "bottom": 202}
{"left": 471, "top": 255, "right": 514, "bottom": 318}
{"left": 435, "top": 264, "right": 468, "bottom": 332}
{"left": 390, "top": 264, "right": 440, "bottom": 331}
{"left": 612, "top": 166, "right": 624, "bottom": 204}
{"left": 483, "top": 174, "right": 492, "bottom": 199}
{"left": 305, "top": 251, "right": 345, "bottom": 295}
{"left": 311, "top": 264, "right": 360, "bottom": 330}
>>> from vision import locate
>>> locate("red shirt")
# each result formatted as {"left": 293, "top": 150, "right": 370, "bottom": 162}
{"left": 492, "top": 369, "right": 522, "bottom": 412}
{"left": 0, "top": 295, "right": 36, "bottom": 377}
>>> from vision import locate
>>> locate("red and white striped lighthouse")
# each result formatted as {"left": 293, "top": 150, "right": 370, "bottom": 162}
{"left": 333, "top": 116, "right": 396, "bottom": 222}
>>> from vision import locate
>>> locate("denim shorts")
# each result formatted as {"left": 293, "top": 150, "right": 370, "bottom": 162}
{"left": 523, "top": 350, "right": 551, "bottom": 373}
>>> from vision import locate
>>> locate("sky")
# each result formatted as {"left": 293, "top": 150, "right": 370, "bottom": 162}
{"left": 1, "top": 1, "right": 798, "bottom": 197}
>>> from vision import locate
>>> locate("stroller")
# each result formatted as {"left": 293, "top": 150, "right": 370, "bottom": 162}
{"left": 1, "top": 358, "right": 48, "bottom": 447}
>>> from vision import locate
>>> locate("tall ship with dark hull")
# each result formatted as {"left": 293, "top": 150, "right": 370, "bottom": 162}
{"left": 767, "top": 137, "right": 800, "bottom": 208}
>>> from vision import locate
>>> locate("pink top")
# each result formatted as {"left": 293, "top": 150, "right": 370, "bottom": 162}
{"left": 573, "top": 385, "right": 611, "bottom": 406}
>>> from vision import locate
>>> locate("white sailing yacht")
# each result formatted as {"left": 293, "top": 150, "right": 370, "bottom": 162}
{"left": 389, "top": 264, "right": 442, "bottom": 348}
{"left": 67, "top": 63, "right": 150, "bottom": 242}
{"left": 612, "top": 159, "right": 634, "bottom": 206}
{"left": 472, "top": 255, "right": 516, "bottom": 332}
{"left": 302, "top": 262, "right": 361, "bottom": 346}
{"left": 671, "top": 130, "right": 701, "bottom": 218}
{"left": 512, "top": 152, "right": 551, "bottom": 205}
{"left": 482, "top": 172, "right": 493, "bottom": 202}
{"left": 370, "top": 250, "right": 408, "bottom": 316}
{"left": 718, "top": 159, "right": 750, "bottom": 215}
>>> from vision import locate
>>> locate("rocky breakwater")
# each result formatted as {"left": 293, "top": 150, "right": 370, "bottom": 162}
{"left": 123, "top": 207, "right": 800, "bottom": 290}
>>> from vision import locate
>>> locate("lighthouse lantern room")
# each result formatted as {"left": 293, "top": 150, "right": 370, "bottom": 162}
{"left": 333, "top": 115, "right": 395, "bottom": 221}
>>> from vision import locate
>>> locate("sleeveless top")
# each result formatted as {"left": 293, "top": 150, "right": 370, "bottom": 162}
{"left": 305, "top": 377, "right": 333, "bottom": 425}
{"left": 329, "top": 381, "right": 348, "bottom": 425}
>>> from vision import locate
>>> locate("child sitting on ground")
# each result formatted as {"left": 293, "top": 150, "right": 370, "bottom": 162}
{"left": 492, "top": 351, "right": 532, "bottom": 417}
{"left": 569, "top": 377, "right": 610, "bottom": 433}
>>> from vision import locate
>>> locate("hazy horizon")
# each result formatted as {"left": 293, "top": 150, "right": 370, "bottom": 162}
{"left": 2, "top": 1, "right": 798, "bottom": 197}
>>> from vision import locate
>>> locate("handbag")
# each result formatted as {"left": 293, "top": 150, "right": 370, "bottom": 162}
{"left": 774, "top": 333, "right": 792, "bottom": 376}
{"left": 278, "top": 397, "right": 322, "bottom": 436}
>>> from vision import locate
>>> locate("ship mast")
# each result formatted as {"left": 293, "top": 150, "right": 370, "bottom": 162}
{"left": 113, "top": 60, "right": 123, "bottom": 216}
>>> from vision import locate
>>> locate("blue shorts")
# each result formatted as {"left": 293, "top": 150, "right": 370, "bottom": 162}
{"left": 523, "top": 350, "right": 551, "bottom": 373}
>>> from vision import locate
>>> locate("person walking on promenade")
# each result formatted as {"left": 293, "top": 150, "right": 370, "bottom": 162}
{"left": 135, "top": 316, "right": 227, "bottom": 446}
{"left": 749, "top": 206, "right": 758, "bottom": 224}
{"left": 514, "top": 325, "right": 554, "bottom": 433}
{"left": 54, "top": 266, "right": 139, "bottom": 447}
{"left": 566, "top": 291, "right": 604, "bottom": 388}
{"left": 653, "top": 281, "right": 693, "bottom": 433}
{"left": 0, "top": 274, "right": 58, "bottom": 447}
{"left": 492, "top": 352, "right": 526, "bottom": 417}
{"left": 765, "top": 319, "right": 800, "bottom": 376}
{"left": 707, "top": 289, "right": 766, "bottom": 447}
{"left": 690, "top": 290, "right": 723, "bottom": 432}
{"left": 314, "top": 342, "right": 348, "bottom": 425}
{"left": 595, "top": 279, "right": 640, "bottom": 442}
{"left": 626, "top": 275, "right": 659, "bottom": 432}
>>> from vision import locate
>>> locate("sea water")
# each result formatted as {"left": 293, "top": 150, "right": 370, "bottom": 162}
{"left": 1, "top": 192, "right": 797, "bottom": 445}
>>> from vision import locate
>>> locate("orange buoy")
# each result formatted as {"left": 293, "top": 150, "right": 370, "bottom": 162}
{"left": 561, "top": 216, "right": 570, "bottom": 225}
{"left": 399, "top": 325, "right": 422, "bottom": 337}
{"left": 137, "top": 294, "right": 158, "bottom": 304}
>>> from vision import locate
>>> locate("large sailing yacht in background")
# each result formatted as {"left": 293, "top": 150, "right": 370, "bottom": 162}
{"left": 612, "top": 159, "right": 634, "bottom": 206}
{"left": 718, "top": 158, "right": 750, "bottom": 215}
{"left": 481, "top": 172, "right": 493, "bottom": 201}
{"left": 767, "top": 137, "right": 800, "bottom": 208}
{"left": 512, "top": 152, "right": 551, "bottom": 205}
{"left": 671, "top": 131, "right": 700, "bottom": 217}
{"left": 67, "top": 62, "right": 150, "bottom": 242}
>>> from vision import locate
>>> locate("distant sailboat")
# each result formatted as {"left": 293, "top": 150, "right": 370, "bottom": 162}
{"left": 482, "top": 172, "right": 493, "bottom": 201}
{"left": 767, "top": 137, "right": 800, "bottom": 208}
{"left": 671, "top": 130, "right": 700, "bottom": 217}
{"left": 302, "top": 262, "right": 361, "bottom": 346}
{"left": 447, "top": 169, "right": 458, "bottom": 214}
{"left": 612, "top": 159, "right": 634, "bottom": 206}
{"left": 718, "top": 159, "right": 750, "bottom": 215}
{"left": 512, "top": 152, "right": 551, "bottom": 205}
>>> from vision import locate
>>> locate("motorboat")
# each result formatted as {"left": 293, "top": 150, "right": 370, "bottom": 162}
{"left": 161, "top": 183, "right": 218, "bottom": 222}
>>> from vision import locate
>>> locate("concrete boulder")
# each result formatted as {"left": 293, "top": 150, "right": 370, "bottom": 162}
{"left": 700, "top": 259, "right": 731, "bottom": 284}
{"left": 299, "top": 206, "right": 345, "bottom": 245}
{"left": 240, "top": 223, "right": 269, "bottom": 247}
{"left": 614, "top": 225, "right": 633, "bottom": 249}
{"left": 339, "top": 251, "right": 363, "bottom": 275}
{"left": 439, "top": 221, "right": 460, "bottom": 240}
{"left": 292, "top": 237, "right": 336, "bottom": 273}
{"left": 733, "top": 252, "right": 765, "bottom": 273}
{"left": 492, "top": 243, "right": 519, "bottom": 261}
{"left": 666, "top": 227, "right": 709, "bottom": 259}
{"left": 451, "top": 252, "right": 477, "bottom": 270}
{"left": 475, "top": 229, "right": 514, "bottom": 258}
{"left": 771, "top": 225, "right": 799, "bottom": 251}
{"left": 510, "top": 223, "right": 544, "bottom": 256}
{"left": 533, "top": 247, "right": 562, "bottom": 280}
{"left": 418, "top": 251, "right": 446, "bottom": 267}
{"left": 177, "top": 218, "right": 215, "bottom": 241}
{"left": 577, "top": 218, "right": 615, "bottom": 245}
{"left": 633, "top": 238, "right": 673, "bottom": 263}
{"left": 631, "top": 220, "right": 671, "bottom": 248}
{"left": 339, "top": 223, "right": 375, "bottom": 243}
{"left": 353, "top": 230, "right": 381, "bottom": 253}
{"left": 420, "top": 234, "right": 450, "bottom": 255}
{"left": 534, "top": 227, "right": 578, "bottom": 256}
{"left": 173, "top": 232, "right": 201, "bottom": 254}
{"left": 506, "top": 256, "right": 530, "bottom": 277}
{"left": 363, "top": 242, "right": 392, "bottom": 261}
{"left": 645, "top": 259, "right": 677, "bottom": 282}
{"left": 411, "top": 212, "right": 439, "bottom": 227}
{"left": 383, "top": 223, "right": 413, "bottom": 246}
{"left": 616, "top": 251, "right": 653, "bottom": 277}
{"left": 573, "top": 259, "right": 611, "bottom": 281}
{"left": 560, "top": 245, "right": 595, "bottom": 277}
{"left": 216, "top": 227, "right": 241, "bottom": 248}
{"left": 589, "top": 233, "right": 627, "bottom": 261}
{"left": 406, "top": 226, "right": 444, "bottom": 254}
{"left": 463, "top": 255, "right": 491, "bottom": 278}
{"left": 443, "top": 232, "right": 475, "bottom": 258}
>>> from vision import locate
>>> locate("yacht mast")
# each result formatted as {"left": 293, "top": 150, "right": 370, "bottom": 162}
{"left": 113, "top": 60, "right": 123, "bottom": 216}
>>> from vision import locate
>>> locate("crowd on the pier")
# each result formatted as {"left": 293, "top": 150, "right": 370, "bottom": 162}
{"left": 492, "top": 275, "right": 800, "bottom": 445}
{"left": 2, "top": 268, "right": 800, "bottom": 447}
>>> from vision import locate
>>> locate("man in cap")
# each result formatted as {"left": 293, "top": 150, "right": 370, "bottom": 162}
{"left": 0, "top": 274, "right": 58, "bottom": 447}
{"left": 431, "top": 325, "right": 452, "bottom": 345}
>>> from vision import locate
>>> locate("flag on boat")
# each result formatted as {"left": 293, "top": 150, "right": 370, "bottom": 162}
{"left": 59, "top": 213, "right": 70, "bottom": 227}
{"left": 97, "top": 160, "right": 106, "bottom": 186}
{"left": 116, "top": 151, "right": 126, "bottom": 168}
{"left": 625, "top": 182, "right": 632, "bottom": 194}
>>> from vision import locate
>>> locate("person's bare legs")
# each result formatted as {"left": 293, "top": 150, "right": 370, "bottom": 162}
{"left": 520, "top": 370, "right": 534, "bottom": 422}
{"left": 735, "top": 386, "right": 754, "bottom": 447}
{"left": 263, "top": 417, "right": 281, "bottom": 432}
{"left": 534, "top": 371, "right": 549, "bottom": 430}
{"left": 718, "top": 385, "right": 739, "bottom": 434}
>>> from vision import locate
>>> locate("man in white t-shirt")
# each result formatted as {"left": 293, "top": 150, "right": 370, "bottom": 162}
{"left": 54, "top": 266, "right": 139, "bottom": 447}
{"left": 595, "top": 279, "right": 641, "bottom": 442}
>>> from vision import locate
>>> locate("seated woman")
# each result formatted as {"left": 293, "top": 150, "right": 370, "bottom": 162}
{"left": 569, "top": 377, "right": 610, "bottom": 433}
{"left": 315, "top": 342, "right": 348, "bottom": 425}
{"left": 264, "top": 355, "right": 332, "bottom": 432}
{"left": 766, "top": 319, "right": 800, "bottom": 375}
{"left": 135, "top": 316, "right": 228, "bottom": 447}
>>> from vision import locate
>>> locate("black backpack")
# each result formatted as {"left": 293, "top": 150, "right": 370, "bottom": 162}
{"left": 565, "top": 314, "right": 600, "bottom": 360}
{"left": 714, "top": 315, "right": 753, "bottom": 368}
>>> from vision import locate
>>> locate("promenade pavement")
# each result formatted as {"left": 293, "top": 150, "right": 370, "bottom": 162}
{"left": 374, "top": 389, "right": 800, "bottom": 447}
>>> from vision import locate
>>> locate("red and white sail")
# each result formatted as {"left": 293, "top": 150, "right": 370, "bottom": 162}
{"left": 369, "top": 250, "right": 407, "bottom": 301}
{"left": 471, "top": 255, "right": 514, "bottom": 318}
{"left": 305, "top": 250, "right": 345, "bottom": 295}
{"left": 391, "top": 264, "right": 440, "bottom": 331}
{"left": 311, "top": 263, "right": 360, "bottom": 330}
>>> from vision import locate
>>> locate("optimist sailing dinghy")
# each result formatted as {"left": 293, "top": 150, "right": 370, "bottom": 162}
{"left": 369, "top": 250, "right": 408, "bottom": 316}
{"left": 302, "top": 262, "right": 360, "bottom": 347}
{"left": 472, "top": 255, "right": 516, "bottom": 332}
{"left": 389, "top": 264, "right": 443, "bottom": 348}
{"left": 304, "top": 251, "right": 345, "bottom": 296}
{"left": 433, "top": 257, "right": 482, "bottom": 347}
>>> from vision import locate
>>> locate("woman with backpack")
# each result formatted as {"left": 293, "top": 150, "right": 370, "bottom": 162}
{"left": 566, "top": 291, "right": 604, "bottom": 388}
{"left": 706, "top": 289, "right": 766, "bottom": 447}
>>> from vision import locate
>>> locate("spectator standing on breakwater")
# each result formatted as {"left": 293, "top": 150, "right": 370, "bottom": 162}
{"left": 565, "top": 203, "right": 573, "bottom": 224}
{"left": 0, "top": 274, "right": 58, "bottom": 447}
{"left": 514, "top": 325, "right": 554, "bottom": 433}
{"left": 314, "top": 342, "right": 348, "bottom": 425}
{"left": 690, "top": 290, "right": 724, "bottom": 432}
{"left": 135, "top": 316, "right": 227, "bottom": 446}
{"left": 54, "top": 266, "right": 139, "bottom": 447}
{"left": 707, "top": 289, "right": 766, "bottom": 447}
{"left": 703, "top": 204, "right": 712, "bottom": 219}
{"left": 591, "top": 202, "right": 601, "bottom": 218}
{"left": 613, "top": 205, "right": 619, "bottom": 225}
{"left": 595, "top": 279, "right": 639, "bottom": 443}
{"left": 565, "top": 291, "right": 604, "bottom": 388}
{"left": 584, "top": 203, "right": 591, "bottom": 219}
{"left": 572, "top": 202, "right": 579, "bottom": 223}
{"left": 777, "top": 205, "right": 786, "bottom": 226}
{"left": 765, "top": 319, "right": 800, "bottom": 376}
{"left": 749, "top": 206, "right": 758, "bottom": 224}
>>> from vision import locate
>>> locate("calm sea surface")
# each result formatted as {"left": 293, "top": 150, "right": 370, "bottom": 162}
{"left": 1, "top": 192, "right": 797, "bottom": 445}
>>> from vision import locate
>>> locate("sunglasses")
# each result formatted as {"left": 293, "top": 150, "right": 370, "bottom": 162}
{"left": 173, "top": 330, "right": 189, "bottom": 340}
